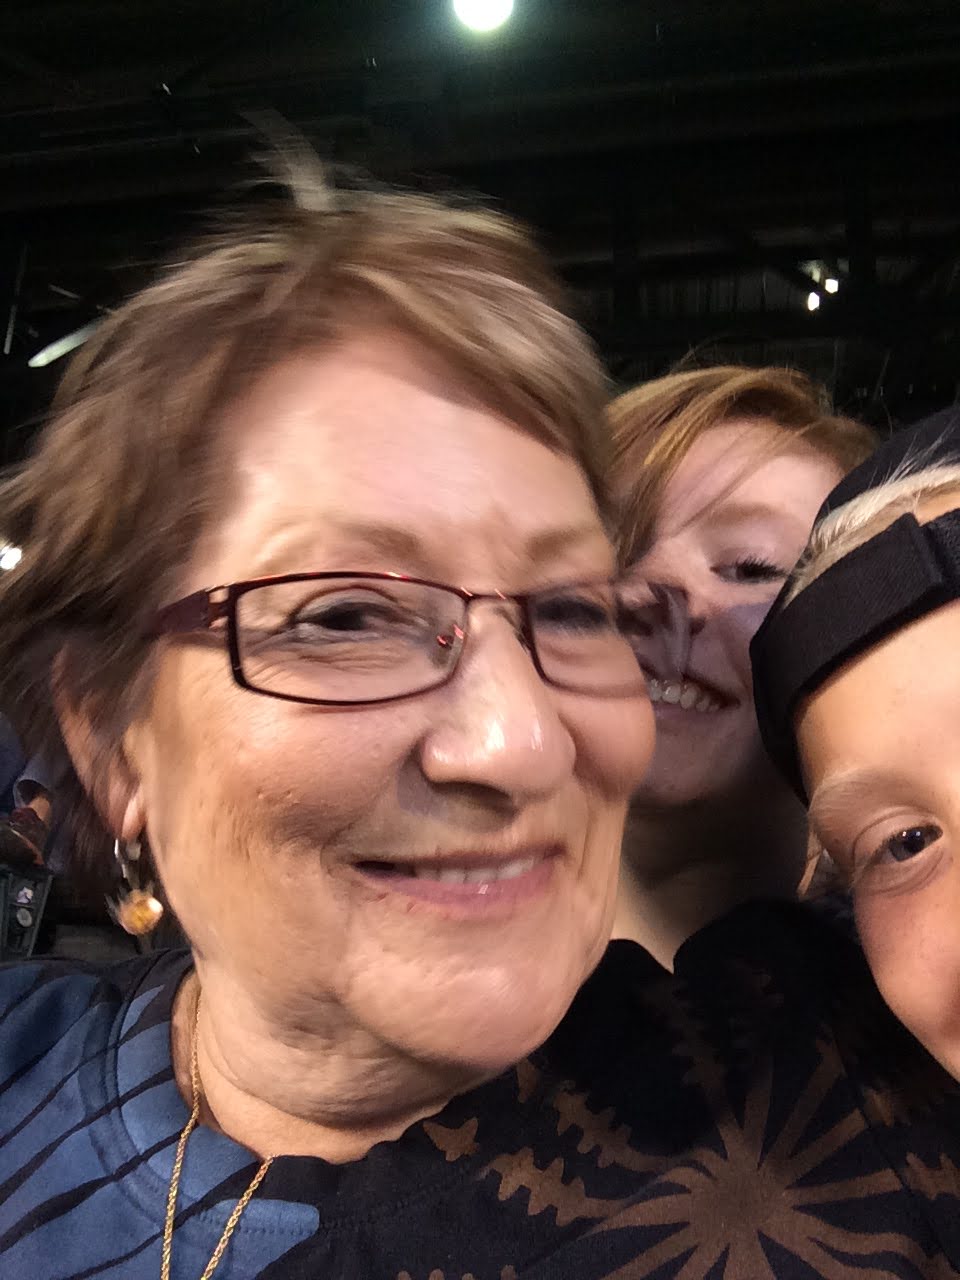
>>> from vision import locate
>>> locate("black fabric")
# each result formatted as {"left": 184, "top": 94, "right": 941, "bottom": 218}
{"left": 6, "top": 901, "right": 960, "bottom": 1277}
{"left": 753, "top": 508, "right": 960, "bottom": 797}
{"left": 751, "top": 405, "right": 960, "bottom": 798}
{"left": 822, "top": 405, "right": 960, "bottom": 517}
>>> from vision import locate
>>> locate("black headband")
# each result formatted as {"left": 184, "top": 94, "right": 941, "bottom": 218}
{"left": 751, "top": 506, "right": 960, "bottom": 800}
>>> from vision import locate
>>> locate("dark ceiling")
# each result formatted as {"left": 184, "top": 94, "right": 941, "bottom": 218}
{"left": 1, "top": 0, "right": 958, "bottom": 457}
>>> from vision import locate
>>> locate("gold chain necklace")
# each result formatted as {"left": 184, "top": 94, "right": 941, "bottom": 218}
{"left": 161, "top": 993, "right": 274, "bottom": 1280}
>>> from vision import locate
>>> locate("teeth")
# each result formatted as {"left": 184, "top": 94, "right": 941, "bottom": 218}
{"left": 494, "top": 857, "right": 537, "bottom": 880}
{"left": 646, "top": 676, "right": 724, "bottom": 713}
{"left": 412, "top": 857, "right": 537, "bottom": 883}
{"left": 412, "top": 864, "right": 465, "bottom": 882}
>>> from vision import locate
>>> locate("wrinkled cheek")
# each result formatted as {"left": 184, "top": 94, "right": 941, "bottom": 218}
{"left": 134, "top": 674, "right": 277, "bottom": 927}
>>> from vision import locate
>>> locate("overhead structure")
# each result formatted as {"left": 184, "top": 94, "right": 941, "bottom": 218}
{"left": 0, "top": 0, "right": 958, "bottom": 455}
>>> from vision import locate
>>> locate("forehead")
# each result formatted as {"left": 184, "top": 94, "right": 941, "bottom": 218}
{"left": 798, "top": 599, "right": 960, "bottom": 797}
{"left": 918, "top": 488, "right": 960, "bottom": 523}
{"left": 195, "top": 329, "right": 610, "bottom": 586}
{"left": 659, "top": 418, "right": 841, "bottom": 535}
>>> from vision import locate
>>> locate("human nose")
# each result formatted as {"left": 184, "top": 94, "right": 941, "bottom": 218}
{"left": 635, "top": 541, "right": 715, "bottom": 617}
{"left": 619, "top": 575, "right": 694, "bottom": 679}
{"left": 628, "top": 546, "right": 714, "bottom": 671}
{"left": 419, "top": 607, "right": 575, "bottom": 798}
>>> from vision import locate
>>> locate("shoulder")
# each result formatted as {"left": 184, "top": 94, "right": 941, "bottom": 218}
{"left": 555, "top": 901, "right": 871, "bottom": 1057}
{"left": 549, "top": 938, "right": 671, "bottom": 1055}
{"left": 671, "top": 899, "right": 892, "bottom": 1047}
{"left": 0, "top": 949, "right": 191, "bottom": 1086}
{"left": 544, "top": 937, "right": 697, "bottom": 1104}
{"left": 551, "top": 900, "right": 943, "bottom": 1115}
{"left": 675, "top": 896, "right": 870, "bottom": 996}
{"left": 671, "top": 900, "right": 957, "bottom": 1128}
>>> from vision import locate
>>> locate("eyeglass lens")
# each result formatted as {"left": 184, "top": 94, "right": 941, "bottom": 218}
{"left": 234, "top": 577, "right": 644, "bottom": 704}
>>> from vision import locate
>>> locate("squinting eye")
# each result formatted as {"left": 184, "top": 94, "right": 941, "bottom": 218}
{"left": 298, "top": 600, "right": 406, "bottom": 632}
{"left": 287, "top": 593, "right": 428, "bottom": 641}
{"left": 715, "top": 557, "right": 787, "bottom": 585}
{"left": 534, "top": 594, "right": 612, "bottom": 632}
{"left": 872, "top": 824, "right": 943, "bottom": 865}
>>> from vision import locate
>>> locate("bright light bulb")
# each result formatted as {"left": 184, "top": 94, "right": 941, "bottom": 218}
{"left": 806, "top": 291, "right": 821, "bottom": 312}
{"left": 824, "top": 277, "right": 839, "bottom": 293}
{"left": 453, "top": 0, "right": 514, "bottom": 33}
{"left": 0, "top": 545, "right": 23, "bottom": 571}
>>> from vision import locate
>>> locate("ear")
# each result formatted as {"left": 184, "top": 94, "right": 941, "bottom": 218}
{"left": 52, "top": 645, "right": 146, "bottom": 842}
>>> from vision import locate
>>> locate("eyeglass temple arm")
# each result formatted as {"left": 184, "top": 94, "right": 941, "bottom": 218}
{"left": 145, "top": 589, "right": 230, "bottom": 639}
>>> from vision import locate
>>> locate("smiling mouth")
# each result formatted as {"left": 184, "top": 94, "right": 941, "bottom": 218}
{"left": 645, "top": 675, "right": 730, "bottom": 712}
{"left": 357, "top": 856, "right": 541, "bottom": 884}
{"left": 350, "top": 846, "right": 561, "bottom": 906}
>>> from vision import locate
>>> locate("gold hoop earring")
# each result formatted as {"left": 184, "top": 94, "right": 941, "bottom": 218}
{"left": 107, "top": 837, "right": 164, "bottom": 936}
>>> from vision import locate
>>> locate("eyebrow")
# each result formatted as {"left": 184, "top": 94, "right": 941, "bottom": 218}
{"left": 699, "top": 500, "right": 811, "bottom": 537}
{"left": 808, "top": 769, "right": 904, "bottom": 830}
{"left": 254, "top": 520, "right": 611, "bottom": 577}
{"left": 315, "top": 520, "right": 424, "bottom": 563}
{"left": 524, "top": 524, "right": 612, "bottom": 565}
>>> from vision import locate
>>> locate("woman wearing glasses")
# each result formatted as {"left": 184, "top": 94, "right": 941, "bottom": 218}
{"left": 2, "top": 168, "right": 959, "bottom": 1280}
{"left": 0, "top": 167, "right": 658, "bottom": 1278}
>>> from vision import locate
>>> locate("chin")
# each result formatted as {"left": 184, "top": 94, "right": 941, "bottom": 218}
{"left": 631, "top": 767, "right": 720, "bottom": 812}
{"left": 633, "top": 736, "right": 758, "bottom": 812}
{"left": 381, "top": 954, "right": 593, "bottom": 1073}
{"left": 439, "top": 996, "right": 573, "bottom": 1072}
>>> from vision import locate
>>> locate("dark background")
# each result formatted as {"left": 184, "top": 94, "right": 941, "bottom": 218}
{"left": 1, "top": 0, "right": 958, "bottom": 460}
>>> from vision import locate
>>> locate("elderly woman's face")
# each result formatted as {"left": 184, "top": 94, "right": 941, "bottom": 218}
{"left": 797, "top": 492, "right": 960, "bottom": 1080}
{"left": 123, "top": 330, "right": 653, "bottom": 1071}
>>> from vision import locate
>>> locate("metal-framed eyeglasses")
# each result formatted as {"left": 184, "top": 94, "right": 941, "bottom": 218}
{"left": 145, "top": 572, "right": 646, "bottom": 706}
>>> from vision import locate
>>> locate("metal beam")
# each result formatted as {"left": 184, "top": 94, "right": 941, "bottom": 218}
{"left": 1, "top": 242, "right": 27, "bottom": 358}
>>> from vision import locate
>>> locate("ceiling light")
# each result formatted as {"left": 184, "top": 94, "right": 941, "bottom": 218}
{"left": 0, "top": 545, "right": 23, "bottom": 571}
{"left": 806, "top": 292, "right": 821, "bottom": 311}
{"left": 824, "top": 277, "right": 839, "bottom": 293}
{"left": 28, "top": 320, "right": 101, "bottom": 369}
{"left": 453, "top": 0, "right": 514, "bottom": 33}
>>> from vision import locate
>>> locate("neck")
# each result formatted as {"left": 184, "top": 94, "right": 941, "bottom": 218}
{"left": 612, "top": 784, "right": 808, "bottom": 970}
{"left": 170, "top": 968, "right": 490, "bottom": 1163}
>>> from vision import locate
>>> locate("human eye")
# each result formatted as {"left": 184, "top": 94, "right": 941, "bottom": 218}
{"left": 290, "top": 590, "right": 419, "bottom": 639}
{"left": 867, "top": 823, "right": 943, "bottom": 867}
{"left": 714, "top": 556, "right": 788, "bottom": 586}
{"left": 845, "top": 819, "right": 947, "bottom": 894}
{"left": 532, "top": 586, "right": 615, "bottom": 632}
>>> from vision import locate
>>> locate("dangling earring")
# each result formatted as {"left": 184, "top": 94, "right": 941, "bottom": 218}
{"left": 107, "top": 836, "right": 164, "bottom": 936}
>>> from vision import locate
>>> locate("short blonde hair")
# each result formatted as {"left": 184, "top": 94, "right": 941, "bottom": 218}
{"left": 785, "top": 461, "right": 960, "bottom": 604}
{"left": 0, "top": 162, "right": 611, "bottom": 883}
{"left": 610, "top": 365, "right": 877, "bottom": 563}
